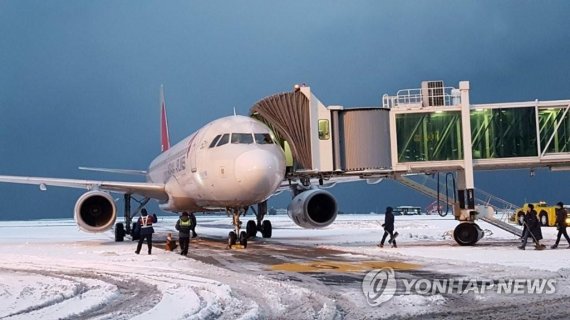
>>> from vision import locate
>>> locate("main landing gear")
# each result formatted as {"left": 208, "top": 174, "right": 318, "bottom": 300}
{"left": 246, "top": 200, "right": 272, "bottom": 239}
{"left": 453, "top": 222, "right": 483, "bottom": 246}
{"left": 227, "top": 201, "right": 273, "bottom": 249}
{"left": 114, "top": 194, "right": 150, "bottom": 242}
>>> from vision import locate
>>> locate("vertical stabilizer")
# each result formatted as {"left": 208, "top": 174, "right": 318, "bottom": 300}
{"left": 160, "top": 85, "right": 171, "bottom": 152}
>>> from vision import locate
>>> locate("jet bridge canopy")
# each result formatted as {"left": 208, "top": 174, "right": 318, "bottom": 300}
{"left": 250, "top": 90, "right": 313, "bottom": 170}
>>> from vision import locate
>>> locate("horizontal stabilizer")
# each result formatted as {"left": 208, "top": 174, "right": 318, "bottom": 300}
{"left": 78, "top": 167, "right": 148, "bottom": 176}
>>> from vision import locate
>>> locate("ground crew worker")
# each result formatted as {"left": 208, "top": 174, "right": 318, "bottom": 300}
{"left": 176, "top": 212, "right": 192, "bottom": 256}
{"left": 519, "top": 204, "right": 544, "bottom": 250}
{"left": 552, "top": 202, "right": 570, "bottom": 249}
{"left": 378, "top": 206, "right": 397, "bottom": 248}
{"left": 135, "top": 208, "right": 158, "bottom": 255}
{"left": 189, "top": 212, "right": 197, "bottom": 238}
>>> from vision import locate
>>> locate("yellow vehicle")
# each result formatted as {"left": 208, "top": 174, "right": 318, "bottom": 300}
{"left": 513, "top": 202, "right": 557, "bottom": 227}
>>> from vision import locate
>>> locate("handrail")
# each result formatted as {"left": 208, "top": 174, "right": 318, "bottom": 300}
{"left": 382, "top": 86, "right": 460, "bottom": 108}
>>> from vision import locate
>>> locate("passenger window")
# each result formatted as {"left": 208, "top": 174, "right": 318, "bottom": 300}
{"left": 209, "top": 135, "right": 221, "bottom": 148}
{"left": 231, "top": 133, "right": 254, "bottom": 144}
{"left": 254, "top": 133, "right": 274, "bottom": 144}
{"left": 216, "top": 133, "right": 230, "bottom": 147}
{"left": 318, "top": 119, "right": 330, "bottom": 140}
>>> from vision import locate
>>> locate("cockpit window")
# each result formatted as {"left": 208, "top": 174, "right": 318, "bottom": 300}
{"left": 231, "top": 133, "right": 254, "bottom": 144}
{"left": 209, "top": 135, "right": 221, "bottom": 148}
{"left": 254, "top": 133, "right": 274, "bottom": 144}
{"left": 216, "top": 133, "right": 230, "bottom": 147}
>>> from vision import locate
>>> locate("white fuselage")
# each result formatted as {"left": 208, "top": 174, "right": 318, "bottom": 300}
{"left": 147, "top": 115, "right": 286, "bottom": 212}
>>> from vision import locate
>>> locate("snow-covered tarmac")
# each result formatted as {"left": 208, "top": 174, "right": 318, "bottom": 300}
{"left": 1, "top": 214, "right": 569, "bottom": 319}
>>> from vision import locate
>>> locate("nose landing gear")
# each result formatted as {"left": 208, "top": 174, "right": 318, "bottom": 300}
{"left": 227, "top": 207, "right": 249, "bottom": 249}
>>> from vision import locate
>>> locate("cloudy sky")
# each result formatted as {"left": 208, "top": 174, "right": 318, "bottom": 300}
{"left": 2, "top": 1, "right": 570, "bottom": 219}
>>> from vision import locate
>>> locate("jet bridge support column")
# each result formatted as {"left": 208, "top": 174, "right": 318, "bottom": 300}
{"left": 454, "top": 81, "right": 483, "bottom": 245}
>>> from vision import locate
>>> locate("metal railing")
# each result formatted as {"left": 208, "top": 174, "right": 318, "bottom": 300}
{"left": 382, "top": 87, "right": 460, "bottom": 108}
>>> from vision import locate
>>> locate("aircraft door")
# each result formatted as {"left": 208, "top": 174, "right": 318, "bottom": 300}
{"left": 190, "top": 131, "right": 208, "bottom": 173}
{"left": 188, "top": 134, "right": 199, "bottom": 173}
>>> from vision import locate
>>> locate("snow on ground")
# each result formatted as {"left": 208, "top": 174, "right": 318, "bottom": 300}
{"left": 0, "top": 213, "right": 568, "bottom": 319}
{"left": 0, "top": 219, "right": 337, "bottom": 319}
{"left": 193, "top": 213, "right": 569, "bottom": 272}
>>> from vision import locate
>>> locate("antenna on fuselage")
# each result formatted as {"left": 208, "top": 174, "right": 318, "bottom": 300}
{"left": 233, "top": 107, "right": 237, "bottom": 116}
{"left": 160, "top": 84, "right": 171, "bottom": 153}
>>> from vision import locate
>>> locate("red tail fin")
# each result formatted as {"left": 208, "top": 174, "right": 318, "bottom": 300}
{"left": 160, "top": 85, "right": 171, "bottom": 153}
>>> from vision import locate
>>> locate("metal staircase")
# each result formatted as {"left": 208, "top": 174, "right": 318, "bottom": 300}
{"left": 396, "top": 175, "right": 522, "bottom": 237}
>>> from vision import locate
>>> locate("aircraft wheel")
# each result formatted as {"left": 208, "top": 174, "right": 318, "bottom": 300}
{"left": 228, "top": 231, "right": 237, "bottom": 247}
{"left": 239, "top": 231, "right": 248, "bottom": 248}
{"left": 131, "top": 222, "right": 140, "bottom": 241}
{"left": 453, "top": 223, "right": 483, "bottom": 246}
{"left": 246, "top": 220, "right": 257, "bottom": 238}
{"left": 115, "top": 223, "right": 125, "bottom": 242}
{"left": 261, "top": 220, "right": 272, "bottom": 238}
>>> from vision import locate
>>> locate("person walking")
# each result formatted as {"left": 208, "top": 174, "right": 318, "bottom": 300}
{"left": 176, "top": 212, "right": 192, "bottom": 256}
{"left": 518, "top": 204, "right": 545, "bottom": 250}
{"left": 552, "top": 202, "right": 570, "bottom": 249}
{"left": 378, "top": 206, "right": 397, "bottom": 248}
{"left": 135, "top": 208, "right": 158, "bottom": 255}
{"left": 189, "top": 212, "right": 197, "bottom": 238}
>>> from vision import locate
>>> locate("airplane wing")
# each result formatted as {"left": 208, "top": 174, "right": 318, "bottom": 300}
{"left": 0, "top": 175, "right": 168, "bottom": 201}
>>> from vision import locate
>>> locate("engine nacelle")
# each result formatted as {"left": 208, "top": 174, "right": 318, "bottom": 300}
{"left": 74, "top": 191, "right": 117, "bottom": 233}
{"left": 287, "top": 189, "right": 337, "bottom": 228}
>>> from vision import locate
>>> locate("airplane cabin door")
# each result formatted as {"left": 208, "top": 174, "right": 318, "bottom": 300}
{"left": 189, "top": 135, "right": 199, "bottom": 172}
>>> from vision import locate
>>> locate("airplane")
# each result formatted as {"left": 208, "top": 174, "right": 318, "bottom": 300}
{"left": 0, "top": 86, "right": 340, "bottom": 248}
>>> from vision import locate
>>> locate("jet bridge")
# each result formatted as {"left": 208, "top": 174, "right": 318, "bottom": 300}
{"left": 250, "top": 85, "right": 392, "bottom": 175}
{"left": 250, "top": 81, "right": 570, "bottom": 246}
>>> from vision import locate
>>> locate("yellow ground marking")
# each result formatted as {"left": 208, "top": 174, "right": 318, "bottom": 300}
{"left": 271, "top": 260, "right": 421, "bottom": 273}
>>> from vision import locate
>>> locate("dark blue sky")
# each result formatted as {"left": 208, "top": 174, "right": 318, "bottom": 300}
{"left": 2, "top": 1, "right": 570, "bottom": 219}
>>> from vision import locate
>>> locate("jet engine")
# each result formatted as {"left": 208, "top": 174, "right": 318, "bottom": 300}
{"left": 74, "top": 191, "right": 117, "bottom": 233}
{"left": 287, "top": 189, "right": 337, "bottom": 228}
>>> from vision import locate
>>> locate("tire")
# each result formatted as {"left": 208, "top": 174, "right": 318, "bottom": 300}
{"left": 517, "top": 211, "right": 525, "bottom": 226}
{"left": 246, "top": 220, "right": 257, "bottom": 238}
{"left": 239, "top": 231, "right": 248, "bottom": 248}
{"left": 115, "top": 223, "right": 125, "bottom": 242}
{"left": 453, "top": 223, "right": 483, "bottom": 246}
{"left": 539, "top": 211, "right": 549, "bottom": 226}
{"left": 131, "top": 222, "right": 140, "bottom": 241}
{"left": 261, "top": 220, "right": 272, "bottom": 238}
{"left": 228, "top": 231, "right": 237, "bottom": 247}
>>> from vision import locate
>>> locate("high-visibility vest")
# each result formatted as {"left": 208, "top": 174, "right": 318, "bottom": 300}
{"left": 140, "top": 216, "right": 153, "bottom": 228}
{"left": 179, "top": 219, "right": 192, "bottom": 227}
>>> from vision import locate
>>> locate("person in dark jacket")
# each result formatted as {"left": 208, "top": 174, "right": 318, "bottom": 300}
{"left": 189, "top": 212, "right": 197, "bottom": 238}
{"left": 176, "top": 212, "right": 192, "bottom": 256}
{"left": 135, "top": 208, "right": 158, "bottom": 255}
{"left": 378, "top": 206, "right": 396, "bottom": 248}
{"left": 518, "top": 204, "right": 544, "bottom": 250}
{"left": 552, "top": 202, "right": 570, "bottom": 249}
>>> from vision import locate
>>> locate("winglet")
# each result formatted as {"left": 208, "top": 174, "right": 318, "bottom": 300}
{"left": 160, "top": 85, "right": 171, "bottom": 153}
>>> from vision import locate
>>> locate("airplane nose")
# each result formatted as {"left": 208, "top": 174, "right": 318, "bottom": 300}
{"left": 235, "top": 148, "right": 285, "bottom": 198}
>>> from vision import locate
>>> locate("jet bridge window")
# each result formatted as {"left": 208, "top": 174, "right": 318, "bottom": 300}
{"left": 216, "top": 133, "right": 230, "bottom": 147}
{"left": 318, "top": 119, "right": 330, "bottom": 140}
{"left": 231, "top": 133, "right": 254, "bottom": 144}
{"left": 254, "top": 133, "right": 274, "bottom": 144}
{"left": 209, "top": 135, "right": 222, "bottom": 148}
